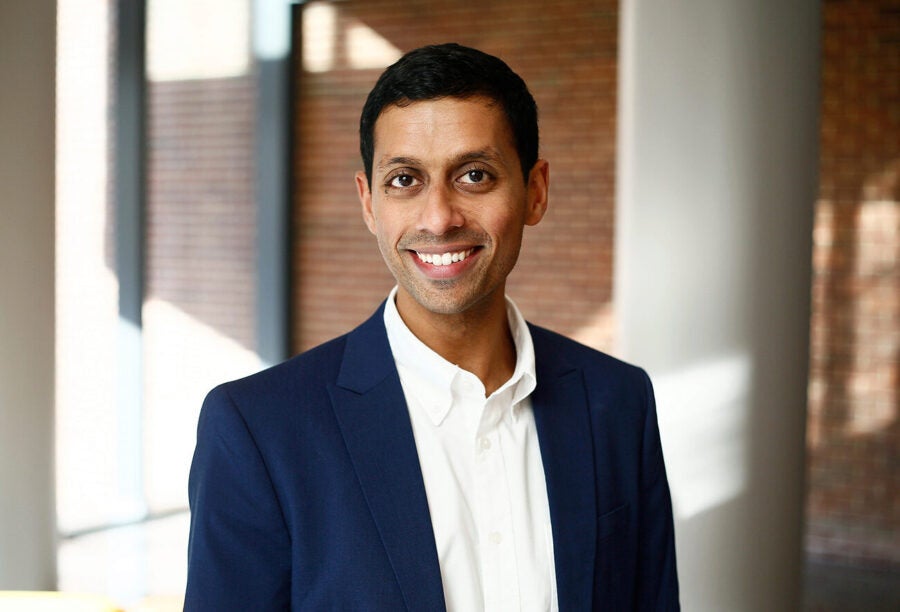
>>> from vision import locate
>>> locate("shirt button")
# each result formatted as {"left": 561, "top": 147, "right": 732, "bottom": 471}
{"left": 478, "top": 437, "right": 491, "bottom": 451}
{"left": 489, "top": 531, "right": 502, "bottom": 545}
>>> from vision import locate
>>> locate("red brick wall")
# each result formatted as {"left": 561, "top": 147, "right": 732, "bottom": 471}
{"left": 146, "top": 76, "right": 257, "bottom": 351}
{"left": 292, "top": 0, "right": 618, "bottom": 351}
{"left": 806, "top": 0, "right": 900, "bottom": 568}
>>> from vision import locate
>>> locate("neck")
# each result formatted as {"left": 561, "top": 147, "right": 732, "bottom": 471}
{"left": 395, "top": 290, "right": 516, "bottom": 396}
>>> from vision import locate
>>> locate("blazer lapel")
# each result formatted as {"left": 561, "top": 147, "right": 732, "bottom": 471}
{"left": 328, "top": 305, "right": 446, "bottom": 612}
{"left": 530, "top": 325, "right": 598, "bottom": 612}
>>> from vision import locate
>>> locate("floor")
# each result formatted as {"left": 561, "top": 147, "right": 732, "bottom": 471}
{"left": 803, "top": 559, "right": 900, "bottom": 612}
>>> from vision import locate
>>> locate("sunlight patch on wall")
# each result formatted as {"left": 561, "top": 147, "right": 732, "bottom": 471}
{"left": 302, "top": 1, "right": 401, "bottom": 73}
{"left": 857, "top": 198, "right": 899, "bottom": 277}
{"left": 346, "top": 22, "right": 402, "bottom": 70}
{"left": 302, "top": 2, "right": 337, "bottom": 73}
{"left": 844, "top": 162, "right": 900, "bottom": 437}
{"left": 147, "top": 0, "right": 250, "bottom": 82}
{"left": 143, "top": 297, "right": 262, "bottom": 512}
{"left": 654, "top": 354, "right": 752, "bottom": 520}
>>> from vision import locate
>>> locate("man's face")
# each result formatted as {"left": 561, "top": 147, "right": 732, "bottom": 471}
{"left": 356, "top": 96, "right": 549, "bottom": 322}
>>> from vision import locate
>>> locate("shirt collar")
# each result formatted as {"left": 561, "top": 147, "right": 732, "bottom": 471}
{"left": 382, "top": 287, "right": 537, "bottom": 426}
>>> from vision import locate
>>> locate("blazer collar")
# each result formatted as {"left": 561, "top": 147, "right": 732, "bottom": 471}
{"left": 529, "top": 324, "right": 598, "bottom": 612}
{"left": 329, "top": 303, "right": 447, "bottom": 612}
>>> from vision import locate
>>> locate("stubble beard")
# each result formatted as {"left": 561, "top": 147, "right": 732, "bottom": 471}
{"left": 379, "top": 233, "right": 522, "bottom": 318}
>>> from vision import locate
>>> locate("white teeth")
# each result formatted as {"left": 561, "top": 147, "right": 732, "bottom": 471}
{"left": 416, "top": 248, "right": 474, "bottom": 266}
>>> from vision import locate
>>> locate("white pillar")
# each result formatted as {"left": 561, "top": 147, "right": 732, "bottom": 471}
{"left": 0, "top": 0, "right": 57, "bottom": 589}
{"left": 617, "top": 1, "right": 820, "bottom": 610}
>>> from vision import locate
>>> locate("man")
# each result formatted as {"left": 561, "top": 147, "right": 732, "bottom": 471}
{"left": 186, "top": 43, "right": 679, "bottom": 610}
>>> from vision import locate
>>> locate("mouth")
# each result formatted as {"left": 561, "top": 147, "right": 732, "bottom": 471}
{"left": 414, "top": 248, "right": 475, "bottom": 267}
{"left": 407, "top": 246, "right": 481, "bottom": 278}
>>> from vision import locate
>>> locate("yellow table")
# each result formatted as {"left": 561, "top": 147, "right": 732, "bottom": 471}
{"left": 0, "top": 592, "right": 123, "bottom": 612}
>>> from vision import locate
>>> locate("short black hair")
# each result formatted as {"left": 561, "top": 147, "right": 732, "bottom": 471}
{"left": 359, "top": 43, "right": 539, "bottom": 185}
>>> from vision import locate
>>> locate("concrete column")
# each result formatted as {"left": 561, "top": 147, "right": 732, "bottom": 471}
{"left": 0, "top": 0, "right": 58, "bottom": 589}
{"left": 616, "top": 1, "right": 820, "bottom": 610}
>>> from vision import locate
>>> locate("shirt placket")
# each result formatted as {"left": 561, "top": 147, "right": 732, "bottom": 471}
{"left": 473, "top": 392, "right": 521, "bottom": 611}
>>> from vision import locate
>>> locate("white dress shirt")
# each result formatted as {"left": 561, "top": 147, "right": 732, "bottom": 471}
{"left": 383, "top": 287, "right": 558, "bottom": 612}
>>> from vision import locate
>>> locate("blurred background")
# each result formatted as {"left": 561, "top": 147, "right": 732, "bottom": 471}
{"left": 1, "top": 0, "right": 897, "bottom": 610}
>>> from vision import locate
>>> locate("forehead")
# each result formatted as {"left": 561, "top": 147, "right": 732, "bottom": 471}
{"left": 372, "top": 96, "right": 517, "bottom": 164}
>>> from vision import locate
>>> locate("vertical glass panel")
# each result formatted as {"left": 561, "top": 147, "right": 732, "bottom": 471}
{"left": 55, "top": 0, "right": 119, "bottom": 537}
{"left": 56, "top": 0, "right": 261, "bottom": 606}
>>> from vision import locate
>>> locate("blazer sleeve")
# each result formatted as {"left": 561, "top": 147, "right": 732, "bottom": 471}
{"left": 636, "top": 370, "right": 680, "bottom": 610}
{"left": 185, "top": 385, "right": 291, "bottom": 610}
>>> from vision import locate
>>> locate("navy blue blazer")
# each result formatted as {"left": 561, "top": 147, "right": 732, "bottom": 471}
{"left": 186, "top": 304, "right": 679, "bottom": 610}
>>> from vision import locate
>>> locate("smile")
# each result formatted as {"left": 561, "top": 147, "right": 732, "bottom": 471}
{"left": 415, "top": 248, "right": 475, "bottom": 267}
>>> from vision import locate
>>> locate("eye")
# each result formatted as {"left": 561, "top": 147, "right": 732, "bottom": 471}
{"left": 388, "top": 173, "right": 419, "bottom": 188}
{"left": 457, "top": 165, "right": 493, "bottom": 186}
{"left": 461, "top": 169, "right": 486, "bottom": 183}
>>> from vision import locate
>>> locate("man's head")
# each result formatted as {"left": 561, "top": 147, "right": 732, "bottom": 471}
{"left": 354, "top": 45, "right": 549, "bottom": 325}
{"left": 359, "top": 43, "right": 539, "bottom": 186}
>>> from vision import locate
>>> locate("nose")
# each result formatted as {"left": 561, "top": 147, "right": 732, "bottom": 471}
{"left": 417, "top": 183, "right": 464, "bottom": 235}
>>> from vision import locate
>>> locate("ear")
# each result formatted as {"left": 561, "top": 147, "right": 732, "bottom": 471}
{"left": 355, "top": 170, "right": 377, "bottom": 235}
{"left": 524, "top": 159, "right": 549, "bottom": 226}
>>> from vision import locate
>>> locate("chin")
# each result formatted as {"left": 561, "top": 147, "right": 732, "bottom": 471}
{"left": 410, "top": 286, "right": 498, "bottom": 317}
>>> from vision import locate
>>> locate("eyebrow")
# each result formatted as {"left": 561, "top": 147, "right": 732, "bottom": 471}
{"left": 377, "top": 156, "right": 420, "bottom": 172}
{"left": 452, "top": 149, "right": 503, "bottom": 165}
{"left": 376, "top": 148, "right": 504, "bottom": 173}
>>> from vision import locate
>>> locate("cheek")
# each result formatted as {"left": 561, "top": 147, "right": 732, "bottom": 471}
{"left": 373, "top": 220, "right": 402, "bottom": 257}
{"left": 485, "top": 210, "right": 527, "bottom": 243}
{"left": 376, "top": 206, "right": 416, "bottom": 242}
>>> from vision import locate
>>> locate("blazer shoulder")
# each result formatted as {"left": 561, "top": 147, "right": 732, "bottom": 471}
{"left": 527, "top": 322, "right": 655, "bottom": 418}
{"left": 213, "top": 331, "right": 350, "bottom": 406}
{"left": 528, "top": 322, "right": 647, "bottom": 379}
{"left": 205, "top": 303, "right": 391, "bottom": 417}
